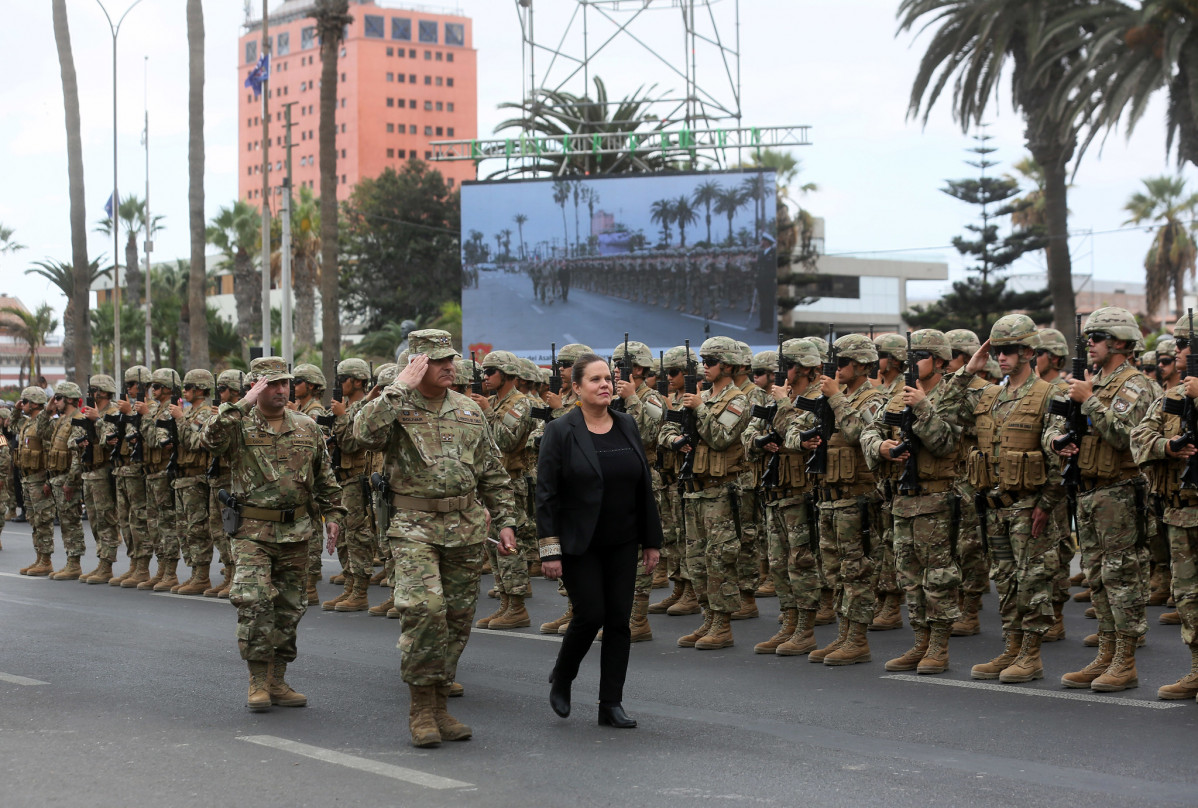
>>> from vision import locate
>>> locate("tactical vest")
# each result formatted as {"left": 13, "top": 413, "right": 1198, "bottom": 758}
{"left": 82, "top": 404, "right": 118, "bottom": 471}
{"left": 15, "top": 417, "right": 45, "bottom": 473}
{"left": 636, "top": 385, "right": 664, "bottom": 452}
{"left": 693, "top": 384, "right": 747, "bottom": 479}
{"left": 338, "top": 399, "right": 370, "bottom": 476}
{"left": 967, "top": 377, "right": 1052, "bottom": 492}
{"left": 178, "top": 404, "right": 214, "bottom": 473}
{"left": 143, "top": 399, "right": 172, "bottom": 470}
{"left": 46, "top": 411, "right": 76, "bottom": 473}
{"left": 1076, "top": 365, "right": 1142, "bottom": 483}
{"left": 1146, "top": 386, "right": 1192, "bottom": 502}
{"left": 493, "top": 389, "right": 529, "bottom": 475}
{"left": 823, "top": 384, "right": 884, "bottom": 486}
{"left": 875, "top": 390, "right": 959, "bottom": 486}
{"left": 776, "top": 389, "right": 820, "bottom": 493}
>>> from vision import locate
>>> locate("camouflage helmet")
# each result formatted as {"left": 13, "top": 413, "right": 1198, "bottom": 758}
{"left": 217, "top": 369, "right": 245, "bottom": 390}
{"left": 909, "top": 328, "right": 951, "bottom": 361}
{"left": 1034, "top": 328, "right": 1068, "bottom": 357}
{"left": 1083, "top": 306, "right": 1140, "bottom": 344}
{"left": 873, "top": 333, "right": 907, "bottom": 362}
{"left": 292, "top": 363, "right": 326, "bottom": 388}
{"left": 983, "top": 357, "right": 1003, "bottom": 380}
{"left": 54, "top": 380, "right": 83, "bottom": 400}
{"left": 557, "top": 343, "right": 594, "bottom": 366}
{"left": 452, "top": 359, "right": 474, "bottom": 386}
{"left": 752, "top": 350, "right": 779, "bottom": 373}
{"left": 736, "top": 341, "right": 753, "bottom": 367}
{"left": 833, "top": 333, "right": 878, "bottom": 364}
{"left": 21, "top": 386, "right": 47, "bottom": 406}
{"left": 1140, "top": 350, "right": 1157, "bottom": 368}
{"left": 782, "top": 338, "right": 822, "bottom": 368}
{"left": 396, "top": 350, "right": 410, "bottom": 368}
{"left": 699, "top": 335, "right": 741, "bottom": 365}
{"left": 0, "top": 407, "right": 10, "bottom": 421}
{"left": 337, "top": 358, "right": 371, "bottom": 381}
{"left": 945, "top": 328, "right": 982, "bottom": 356}
{"left": 808, "top": 337, "right": 830, "bottom": 362}
{"left": 482, "top": 350, "right": 523, "bottom": 377}
{"left": 516, "top": 357, "right": 542, "bottom": 383}
{"left": 182, "top": 369, "right": 215, "bottom": 391}
{"left": 612, "top": 340, "right": 654, "bottom": 369}
{"left": 1173, "top": 312, "right": 1198, "bottom": 340}
{"left": 989, "top": 314, "right": 1038, "bottom": 347}
{"left": 376, "top": 363, "right": 400, "bottom": 387}
{"left": 89, "top": 374, "right": 118, "bottom": 395}
{"left": 151, "top": 368, "right": 181, "bottom": 388}
{"left": 538, "top": 367, "right": 552, "bottom": 385}
{"left": 663, "top": 345, "right": 698, "bottom": 371}
{"left": 1157, "top": 338, "right": 1178, "bottom": 358}
{"left": 124, "top": 364, "right": 152, "bottom": 384}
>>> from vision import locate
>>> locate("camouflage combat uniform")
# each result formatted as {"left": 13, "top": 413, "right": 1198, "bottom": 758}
{"left": 15, "top": 393, "right": 56, "bottom": 565}
{"left": 142, "top": 371, "right": 182, "bottom": 575}
{"left": 77, "top": 395, "right": 121, "bottom": 571}
{"left": 482, "top": 360, "right": 535, "bottom": 607}
{"left": 38, "top": 396, "right": 86, "bottom": 562}
{"left": 172, "top": 381, "right": 217, "bottom": 588}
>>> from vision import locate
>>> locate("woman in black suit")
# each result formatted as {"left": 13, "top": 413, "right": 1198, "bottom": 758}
{"left": 536, "top": 353, "right": 663, "bottom": 728}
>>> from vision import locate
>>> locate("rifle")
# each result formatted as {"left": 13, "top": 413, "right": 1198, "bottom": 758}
{"left": 288, "top": 364, "right": 296, "bottom": 404}
{"left": 105, "top": 392, "right": 125, "bottom": 464}
{"left": 1048, "top": 314, "right": 1090, "bottom": 520}
{"left": 656, "top": 350, "right": 669, "bottom": 397}
{"left": 612, "top": 332, "right": 631, "bottom": 413}
{"left": 751, "top": 401, "right": 781, "bottom": 493}
{"left": 774, "top": 332, "right": 787, "bottom": 390}
{"left": 1163, "top": 308, "right": 1198, "bottom": 488}
{"left": 882, "top": 330, "right": 920, "bottom": 495}
{"left": 371, "top": 471, "right": 390, "bottom": 539}
{"left": 471, "top": 350, "right": 484, "bottom": 396}
{"left": 315, "top": 376, "right": 343, "bottom": 468}
{"left": 795, "top": 323, "right": 837, "bottom": 475}
{"left": 156, "top": 394, "right": 181, "bottom": 482}
{"left": 128, "top": 382, "right": 146, "bottom": 463}
{"left": 665, "top": 339, "right": 700, "bottom": 484}
{"left": 549, "top": 342, "right": 562, "bottom": 395}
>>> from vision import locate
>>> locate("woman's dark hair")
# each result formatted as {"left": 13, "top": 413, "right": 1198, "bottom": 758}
{"left": 571, "top": 353, "right": 608, "bottom": 387}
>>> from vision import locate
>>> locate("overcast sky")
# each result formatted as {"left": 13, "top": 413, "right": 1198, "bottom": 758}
{"left": 1, "top": 0, "right": 1186, "bottom": 332}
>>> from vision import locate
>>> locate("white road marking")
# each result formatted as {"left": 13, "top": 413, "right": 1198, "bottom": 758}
{"left": 679, "top": 313, "right": 749, "bottom": 331}
{"left": 238, "top": 735, "right": 473, "bottom": 789}
{"left": 0, "top": 672, "right": 49, "bottom": 686}
{"left": 151, "top": 592, "right": 228, "bottom": 604}
{"left": 0, "top": 572, "right": 49, "bottom": 580}
{"left": 531, "top": 305, "right": 545, "bottom": 315}
{"left": 882, "top": 674, "right": 1181, "bottom": 709}
{"left": 473, "top": 628, "right": 563, "bottom": 643}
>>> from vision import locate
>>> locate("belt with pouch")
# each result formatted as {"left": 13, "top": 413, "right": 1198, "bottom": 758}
{"left": 819, "top": 482, "right": 875, "bottom": 500}
{"left": 237, "top": 504, "right": 304, "bottom": 522}
{"left": 391, "top": 492, "right": 474, "bottom": 513}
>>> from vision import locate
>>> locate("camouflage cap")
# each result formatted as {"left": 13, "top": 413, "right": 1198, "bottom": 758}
{"left": 1173, "top": 312, "right": 1198, "bottom": 339}
{"left": 292, "top": 363, "right": 326, "bottom": 388}
{"left": 376, "top": 363, "right": 400, "bottom": 387}
{"left": 250, "top": 356, "right": 293, "bottom": 382}
{"left": 516, "top": 357, "right": 542, "bottom": 383}
{"left": 612, "top": 340, "right": 654, "bottom": 369}
{"left": 910, "top": 328, "right": 952, "bottom": 361}
{"left": 408, "top": 328, "right": 460, "bottom": 361}
{"left": 151, "top": 368, "right": 182, "bottom": 388}
{"left": 736, "top": 341, "right": 753, "bottom": 367}
{"left": 873, "top": 333, "right": 907, "bottom": 361}
{"left": 752, "top": 350, "right": 779, "bottom": 372}
{"left": 1083, "top": 306, "right": 1140, "bottom": 342}
{"left": 699, "top": 335, "right": 741, "bottom": 365}
{"left": 337, "top": 358, "right": 371, "bottom": 381}
{"left": 89, "top": 374, "right": 118, "bottom": 394}
{"left": 663, "top": 345, "right": 698, "bottom": 371}
{"left": 54, "top": 380, "right": 83, "bottom": 399}
{"left": 396, "top": 350, "right": 410, "bottom": 367}
{"left": 1157, "top": 338, "right": 1178, "bottom": 358}
{"left": 1034, "top": 328, "right": 1068, "bottom": 357}
{"left": 834, "top": 333, "right": 878, "bottom": 364}
{"left": 217, "top": 369, "right": 245, "bottom": 389}
{"left": 808, "top": 337, "right": 830, "bottom": 362}
{"left": 782, "top": 338, "right": 822, "bottom": 368}
{"left": 124, "top": 364, "right": 152, "bottom": 384}
{"left": 945, "top": 328, "right": 982, "bottom": 355}
{"left": 557, "top": 343, "right": 594, "bottom": 366}
{"left": 21, "top": 386, "right": 47, "bottom": 405}
{"left": 482, "top": 350, "right": 523, "bottom": 377}
{"left": 182, "top": 369, "right": 215, "bottom": 390}
{"left": 989, "top": 314, "right": 1038, "bottom": 347}
{"left": 452, "top": 359, "right": 474, "bottom": 386}
{"left": 1140, "top": 350, "right": 1157, "bottom": 367}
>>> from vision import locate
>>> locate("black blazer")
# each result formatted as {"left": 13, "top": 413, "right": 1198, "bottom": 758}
{"left": 535, "top": 406, "right": 664, "bottom": 558}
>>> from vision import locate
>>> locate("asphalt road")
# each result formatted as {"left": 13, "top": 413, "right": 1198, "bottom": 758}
{"left": 2, "top": 520, "right": 1196, "bottom": 808}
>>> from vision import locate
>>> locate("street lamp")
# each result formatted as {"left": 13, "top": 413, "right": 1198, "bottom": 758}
{"left": 95, "top": 0, "right": 145, "bottom": 383}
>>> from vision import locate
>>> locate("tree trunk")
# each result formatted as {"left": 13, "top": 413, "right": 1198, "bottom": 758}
{"left": 317, "top": 1, "right": 349, "bottom": 396}
{"left": 294, "top": 252, "right": 316, "bottom": 345}
{"left": 1033, "top": 143, "right": 1076, "bottom": 344}
{"left": 233, "top": 249, "right": 257, "bottom": 364}
{"left": 52, "top": 0, "right": 90, "bottom": 382}
{"left": 187, "top": 0, "right": 210, "bottom": 369}
{"left": 125, "top": 233, "right": 141, "bottom": 304}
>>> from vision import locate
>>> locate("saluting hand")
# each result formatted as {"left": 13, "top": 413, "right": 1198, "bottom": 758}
{"left": 397, "top": 354, "right": 428, "bottom": 388}
{"left": 965, "top": 340, "right": 991, "bottom": 375}
{"left": 242, "top": 377, "right": 269, "bottom": 407}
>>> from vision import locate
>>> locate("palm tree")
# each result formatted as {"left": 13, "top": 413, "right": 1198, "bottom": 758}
{"left": 673, "top": 195, "right": 698, "bottom": 249}
{"left": 1125, "top": 176, "right": 1198, "bottom": 320}
{"left": 2, "top": 303, "right": 59, "bottom": 387}
{"left": 500, "top": 228, "right": 513, "bottom": 261}
{"left": 94, "top": 194, "right": 164, "bottom": 305}
{"left": 25, "top": 257, "right": 108, "bottom": 380}
{"left": 494, "top": 232, "right": 504, "bottom": 262}
{"left": 714, "top": 186, "right": 748, "bottom": 246}
{"left": 513, "top": 213, "right": 528, "bottom": 260}
{"left": 311, "top": 0, "right": 354, "bottom": 392}
{"left": 1008, "top": 156, "right": 1050, "bottom": 231}
{"left": 207, "top": 200, "right": 261, "bottom": 356}
{"left": 89, "top": 301, "right": 144, "bottom": 371}
{"left": 739, "top": 174, "right": 770, "bottom": 241}
{"left": 148, "top": 259, "right": 188, "bottom": 368}
{"left": 897, "top": 0, "right": 1097, "bottom": 344}
{"left": 51, "top": 0, "right": 91, "bottom": 382}
{"left": 187, "top": 0, "right": 209, "bottom": 369}
{"left": 692, "top": 180, "right": 722, "bottom": 245}
{"left": 0, "top": 224, "right": 26, "bottom": 256}
{"left": 552, "top": 179, "right": 572, "bottom": 255}
{"left": 205, "top": 305, "right": 242, "bottom": 367}
{"left": 290, "top": 185, "right": 321, "bottom": 346}
{"left": 571, "top": 181, "right": 584, "bottom": 253}
{"left": 649, "top": 198, "right": 675, "bottom": 246}
{"left": 581, "top": 186, "right": 599, "bottom": 253}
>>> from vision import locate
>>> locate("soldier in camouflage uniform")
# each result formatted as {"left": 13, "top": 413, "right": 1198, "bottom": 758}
{"left": 206, "top": 370, "right": 244, "bottom": 599}
{"left": 1131, "top": 314, "right": 1198, "bottom": 700}
{"left": 15, "top": 388, "right": 56, "bottom": 576}
{"left": 35, "top": 381, "right": 86, "bottom": 579}
{"left": 1033, "top": 328, "right": 1075, "bottom": 642}
{"left": 1049, "top": 308, "right": 1154, "bottom": 692}
{"left": 0, "top": 410, "right": 9, "bottom": 551}
{"left": 515, "top": 357, "right": 547, "bottom": 576}
{"left": 1148, "top": 337, "right": 1180, "bottom": 610}
{"left": 354, "top": 330, "right": 518, "bottom": 747}
{"left": 863, "top": 329, "right": 963, "bottom": 674}
{"left": 871, "top": 332, "right": 910, "bottom": 632}
{"left": 201, "top": 356, "right": 345, "bottom": 711}
{"left": 167, "top": 370, "right": 218, "bottom": 595}
{"left": 110, "top": 366, "right": 153, "bottom": 587}
{"left": 137, "top": 368, "right": 183, "bottom": 592}
{"left": 366, "top": 363, "right": 403, "bottom": 618}
{"left": 731, "top": 341, "right": 766, "bottom": 621}
{"left": 289, "top": 363, "right": 330, "bottom": 604}
{"left": 76, "top": 375, "right": 121, "bottom": 583}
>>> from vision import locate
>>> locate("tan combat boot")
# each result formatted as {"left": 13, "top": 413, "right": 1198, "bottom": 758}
{"left": 776, "top": 609, "right": 818, "bottom": 656}
{"left": 267, "top": 660, "right": 307, "bottom": 707}
{"left": 951, "top": 594, "right": 982, "bottom": 636}
{"left": 26, "top": 553, "right": 53, "bottom": 577}
{"left": 408, "top": 684, "right": 441, "bottom": 747}
{"left": 970, "top": 630, "right": 1023, "bottom": 680}
{"left": 19, "top": 554, "right": 42, "bottom": 575}
{"left": 1090, "top": 632, "right": 1139, "bottom": 692}
{"left": 140, "top": 558, "right": 167, "bottom": 590}
{"left": 678, "top": 610, "right": 714, "bottom": 647}
{"left": 541, "top": 602, "right": 573, "bottom": 634}
{"left": 629, "top": 595, "right": 653, "bottom": 642}
{"left": 108, "top": 558, "right": 136, "bottom": 586}
{"left": 651, "top": 563, "right": 669, "bottom": 589}
{"left": 869, "top": 593, "right": 902, "bottom": 631}
{"left": 1148, "top": 566, "right": 1170, "bottom": 607}
{"left": 1061, "top": 630, "right": 1116, "bottom": 688}
{"left": 329, "top": 571, "right": 346, "bottom": 586}
{"left": 204, "top": 569, "right": 227, "bottom": 598}
{"left": 433, "top": 683, "right": 472, "bottom": 741}
{"left": 178, "top": 564, "right": 211, "bottom": 596}
{"left": 121, "top": 557, "right": 150, "bottom": 588}
{"left": 814, "top": 589, "right": 836, "bottom": 625}
{"left": 1157, "top": 646, "right": 1198, "bottom": 700}
{"left": 476, "top": 593, "right": 510, "bottom": 628}
{"left": 369, "top": 567, "right": 387, "bottom": 586}
{"left": 247, "top": 660, "right": 271, "bottom": 712}
{"left": 488, "top": 595, "right": 530, "bottom": 629}
{"left": 368, "top": 593, "right": 395, "bottom": 616}
{"left": 51, "top": 556, "right": 83, "bottom": 581}
{"left": 217, "top": 563, "right": 235, "bottom": 599}
{"left": 730, "top": 590, "right": 759, "bottom": 620}
{"left": 321, "top": 574, "right": 355, "bottom": 611}
{"left": 153, "top": 559, "right": 181, "bottom": 592}
{"left": 335, "top": 575, "right": 371, "bottom": 612}
{"left": 999, "top": 632, "right": 1043, "bottom": 683}
{"left": 809, "top": 618, "right": 850, "bottom": 663}
{"left": 917, "top": 623, "right": 951, "bottom": 674}
{"left": 695, "top": 611, "right": 734, "bottom": 649}
{"left": 755, "top": 578, "right": 777, "bottom": 598}
{"left": 1072, "top": 587, "right": 1091, "bottom": 602}
{"left": 824, "top": 621, "right": 871, "bottom": 666}
{"left": 649, "top": 581, "right": 684, "bottom": 614}
{"left": 754, "top": 608, "right": 798, "bottom": 654}
{"left": 1042, "top": 602, "right": 1066, "bottom": 642}
{"left": 885, "top": 625, "right": 930, "bottom": 672}
{"left": 1160, "top": 611, "right": 1181, "bottom": 625}
{"left": 83, "top": 558, "right": 114, "bottom": 585}
{"left": 666, "top": 582, "right": 701, "bottom": 616}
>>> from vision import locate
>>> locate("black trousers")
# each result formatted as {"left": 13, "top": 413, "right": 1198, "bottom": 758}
{"left": 553, "top": 540, "right": 639, "bottom": 703}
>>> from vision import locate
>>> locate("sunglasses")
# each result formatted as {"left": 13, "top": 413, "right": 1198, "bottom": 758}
{"left": 216, "top": 385, "right": 230, "bottom": 394}
{"left": 557, "top": 362, "right": 573, "bottom": 370}
{"left": 53, "top": 395, "right": 66, "bottom": 401}
{"left": 19, "top": 400, "right": 31, "bottom": 406}
{"left": 702, "top": 357, "right": 721, "bottom": 367}
{"left": 125, "top": 381, "right": 139, "bottom": 388}
{"left": 991, "top": 345, "right": 1022, "bottom": 357}
{"left": 667, "top": 369, "right": 683, "bottom": 377}
{"left": 752, "top": 368, "right": 770, "bottom": 376}
{"left": 183, "top": 384, "right": 198, "bottom": 391}
{"left": 952, "top": 350, "right": 970, "bottom": 360}
{"left": 1034, "top": 348, "right": 1049, "bottom": 357}
{"left": 909, "top": 350, "right": 933, "bottom": 362}
{"left": 1087, "top": 332, "right": 1112, "bottom": 343}
{"left": 482, "top": 367, "right": 500, "bottom": 376}
{"left": 150, "top": 383, "right": 165, "bottom": 390}
{"left": 1159, "top": 357, "right": 1175, "bottom": 365}
{"left": 836, "top": 357, "right": 854, "bottom": 368}
{"left": 1176, "top": 339, "right": 1191, "bottom": 351}
{"left": 87, "top": 388, "right": 99, "bottom": 395}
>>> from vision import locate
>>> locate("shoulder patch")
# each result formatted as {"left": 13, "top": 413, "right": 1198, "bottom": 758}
{"left": 1112, "top": 397, "right": 1132, "bottom": 415}
{"left": 457, "top": 409, "right": 484, "bottom": 425}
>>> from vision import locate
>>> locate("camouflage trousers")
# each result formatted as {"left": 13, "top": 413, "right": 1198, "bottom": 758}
{"left": 955, "top": 482, "right": 989, "bottom": 598}
{"left": 875, "top": 503, "right": 900, "bottom": 599}
{"left": 1165, "top": 522, "right": 1198, "bottom": 647}
{"left": 658, "top": 482, "right": 684, "bottom": 581}
{"left": 736, "top": 486, "right": 762, "bottom": 593}
{"left": 1077, "top": 481, "right": 1149, "bottom": 638}
{"left": 20, "top": 471, "right": 55, "bottom": 555}
{"left": 986, "top": 499, "right": 1059, "bottom": 636}
{"left": 390, "top": 537, "right": 485, "bottom": 686}
{"left": 684, "top": 485, "right": 747, "bottom": 614}
{"left": 49, "top": 472, "right": 86, "bottom": 558}
{"left": 488, "top": 474, "right": 530, "bottom": 597}
{"left": 818, "top": 496, "right": 880, "bottom": 625}
{"left": 229, "top": 537, "right": 308, "bottom": 663}
{"left": 1047, "top": 498, "right": 1075, "bottom": 606}
{"left": 768, "top": 493, "right": 821, "bottom": 612}
{"left": 633, "top": 481, "right": 675, "bottom": 597}
{"left": 207, "top": 477, "right": 232, "bottom": 568}
{"left": 145, "top": 471, "right": 179, "bottom": 562}
{"left": 892, "top": 491, "right": 962, "bottom": 628}
{"left": 81, "top": 469, "right": 120, "bottom": 562}
{"left": 173, "top": 476, "right": 213, "bottom": 567}
{"left": 339, "top": 474, "right": 374, "bottom": 579}
{"left": 114, "top": 469, "right": 150, "bottom": 558}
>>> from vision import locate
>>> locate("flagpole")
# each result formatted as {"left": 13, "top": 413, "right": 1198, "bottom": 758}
{"left": 260, "top": 0, "right": 271, "bottom": 358}
{"left": 143, "top": 55, "right": 153, "bottom": 367}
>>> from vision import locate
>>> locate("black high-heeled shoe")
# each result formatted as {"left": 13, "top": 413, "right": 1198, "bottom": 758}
{"left": 549, "top": 672, "right": 571, "bottom": 718}
{"left": 597, "top": 702, "right": 636, "bottom": 728}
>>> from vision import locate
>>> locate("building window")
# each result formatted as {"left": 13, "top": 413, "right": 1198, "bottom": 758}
{"left": 447, "top": 52, "right": 454, "bottom": 63}
{"left": 435, "top": 126, "right": 443, "bottom": 136}
{"left": 424, "top": 126, "right": 432, "bottom": 136}
{"left": 386, "top": 72, "right": 394, "bottom": 82}
{"left": 435, "top": 101, "right": 443, "bottom": 111}
{"left": 341, "top": 174, "right": 346, "bottom": 184}
{"left": 419, "top": 20, "right": 438, "bottom": 43}
{"left": 448, "top": 102, "right": 454, "bottom": 112}
{"left": 435, "top": 76, "right": 443, "bottom": 86}
{"left": 245, "top": 40, "right": 257, "bottom": 64}
{"left": 446, "top": 77, "right": 454, "bottom": 87}
{"left": 387, "top": 148, "right": 394, "bottom": 158}
{"left": 387, "top": 123, "right": 395, "bottom": 133}
{"left": 364, "top": 14, "right": 385, "bottom": 38}
{"left": 436, "top": 51, "right": 443, "bottom": 61}
{"left": 341, "top": 123, "right": 346, "bottom": 133}
{"left": 386, "top": 46, "right": 394, "bottom": 57}
{"left": 340, "top": 72, "right": 346, "bottom": 82}
{"left": 424, "top": 100, "right": 433, "bottom": 111}
{"left": 792, "top": 275, "right": 861, "bottom": 300}
{"left": 396, "top": 47, "right": 405, "bottom": 58}
{"left": 409, "top": 124, "right": 417, "bottom": 134}
{"left": 424, "top": 150, "right": 432, "bottom": 160}
{"left": 448, "top": 177, "right": 455, "bottom": 188}
{"left": 424, "top": 50, "right": 432, "bottom": 60}
{"left": 424, "top": 75, "right": 432, "bottom": 85}
{"left": 447, "top": 127, "right": 455, "bottom": 137}
{"left": 445, "top": 23, "right": 464, "bottom": 47}
{"left": 393, "top": 17, "right": 412, "bottom": 41}
{"left": 340, "top": 98, "right": 346, "bottom": 108}
{"left": 300, "top": 26, "right": 314, "bottom": 49}
{"left": 386, "top": 97, "right": 394, "bottom": 107}
{"left": 397, "top": 149, "right": 406, "bottom": 159}
{"left": 409, "top": 99, "right": 416, "bottom": 108}
{"left": 409, "top": 74, "right": 416, "bottom": 83}
{"left": 397, "top": 73, "right": 405, "bottom": 83}
{"left": 341, "top": 149, "right": 346, "bottom": 159}
{"left": 276, "top": 32, "right": 291, "bottom": 55}
{"left": 409, "top": 48, "right": 416, "bottom": 57}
